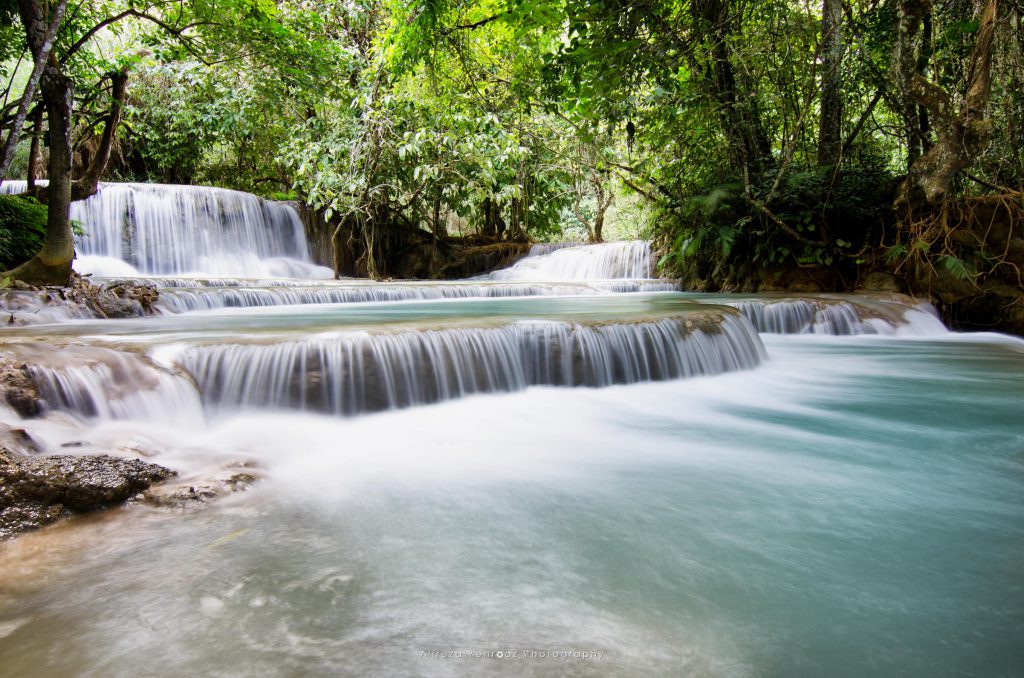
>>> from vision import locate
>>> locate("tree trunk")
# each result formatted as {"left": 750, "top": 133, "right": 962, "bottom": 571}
{"left": 693, "top": 0, "right": 772, "bottom": 175}
{"left": 892, "top": 0, "right": 931, "bottom": 171}
{"left": 895, "top": 0, "right": 1000, "bottom": 206}
{"left": 480, "top": 197, "right": 505, "bottom": 239}
{"left": 26, "top": 106, "right": 43, "bottom": 190}
{"left": 6, "top": 59, "right": 75, "bottom": 284}
{"left": 431, "top": 194, "right": 446, "bottom": 238}
{"left": 817, "top": 0, "right": 844, "bottom": 166}
{"left": 72, "top": 70, "right": 127, "bottom": 200}
{"left": 590, "top": 180, "right": 612, "bottom": 243}
{"left": 0, "top": 0, "right": 69, "bottom": 180}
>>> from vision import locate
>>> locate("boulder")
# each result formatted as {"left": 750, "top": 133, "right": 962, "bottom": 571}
{"left": 0, "top": 448, "right": 176, "bottom": 540}
{"left": 0, "top": 359, "right": 42, "bottom": 417}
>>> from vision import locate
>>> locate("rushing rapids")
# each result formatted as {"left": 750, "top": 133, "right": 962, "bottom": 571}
{"left": 4, "top": 183, "right": 1024, "bottom": 678}
{"left": 2, "top": 343, "right": 202, "bottom": 423}
{"left": 2, "top": 295, "right": 765, "bottom": 420}
{"left": 723, "top": 297, "right": 947, "bottom": 335}
{"left": 153, "top": 280, "right": 679, "bottom": 313}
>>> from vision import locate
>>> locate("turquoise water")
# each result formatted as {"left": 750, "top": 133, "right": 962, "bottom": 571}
{"left": 1, "top": 330, "right": 1022, "bottom": 677}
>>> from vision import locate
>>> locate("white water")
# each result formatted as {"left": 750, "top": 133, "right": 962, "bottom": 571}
{"left": 726, "top": 297, "right": 948, "bottom": 336}
{"left": 1, "top": 181, "right": 332, "bottom": 278}
{"left": 176, "top": 314, "right": 764, "bottom": 416}
{"left": 154, "top": 280, "right": 679, "bottom": 313}
{"left": 3, "top": 182, "right": 1021, "bottom": 678}
{"left": 1, "top": 331, "right": 1022, "bottom": 678}
{"left": 526, "top": 241, "right": 585, "bottom": 256}
{"left": 12, "top": 343, "right": 203, "bottom": 425}
{"left": 489, "top": 240, "right": 653, "bottom": 280}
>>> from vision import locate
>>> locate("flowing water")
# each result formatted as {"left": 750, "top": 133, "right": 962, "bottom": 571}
{"left": 0, "top": 181, "right": 331, "bottom": 279}
{"left": 0, "top": 185, "right": 1022, "bottom": 678}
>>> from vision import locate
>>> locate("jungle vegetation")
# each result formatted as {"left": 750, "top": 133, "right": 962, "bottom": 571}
{"left": 0, "top": 0, "right": 1021, "bottom": 327}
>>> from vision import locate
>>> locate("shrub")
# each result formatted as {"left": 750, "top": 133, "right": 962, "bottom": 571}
{"left": 0, "top": 195, "right": 48, "bottom": 270}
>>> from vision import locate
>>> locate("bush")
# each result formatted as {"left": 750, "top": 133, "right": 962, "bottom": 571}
{"left": 0, "top": 195, "right": 48, "bottom": 270}
{"left": 657, "top": 165, "right": 899, "bottom": 287}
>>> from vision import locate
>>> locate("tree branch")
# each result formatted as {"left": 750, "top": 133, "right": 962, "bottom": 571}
{"left": 73, "top": 70, "right": 128, "bottom": 200}
{"left": 443, "top": 11, "right": 509, "bottom": 35}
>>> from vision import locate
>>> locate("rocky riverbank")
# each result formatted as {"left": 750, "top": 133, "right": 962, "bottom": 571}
{"left": 0, "top": 424, "right": 261, "bottom": 541}
{"left": 0, "top": 273, "right": 159, "bottom": 326}
{"left": 0, "top": 356, "right": 259, "bottom": 541}
{"left": 0, "top": 444, "right": 176, "bottom": 540}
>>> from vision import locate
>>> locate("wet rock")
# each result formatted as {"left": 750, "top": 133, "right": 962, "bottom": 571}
{"left": 91, "top": 294, "right": 144, "bottom": 319}
{"left": 0, "top": 423, "right": 41, "bottom": 454}
{"left": 0, "top": 359, "right": 42, "bottom": 418}
{"left": 0, "top": 447, "right": 176, "bottom": 540}
{"left": 143, "top": 466, "right": 259, "bottom": 509}
{"left": 0, "top": 274, "right": 159, "bottom": 326}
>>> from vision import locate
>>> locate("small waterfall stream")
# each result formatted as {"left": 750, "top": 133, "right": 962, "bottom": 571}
{"left": 488, "top": 240, "right": 653, "bottom": 280}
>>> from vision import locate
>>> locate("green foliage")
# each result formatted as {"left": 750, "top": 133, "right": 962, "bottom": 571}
{"left": 938, "top": 253, "right": 974, "bottom": 281}
{"left": 0, "top": 0, "right": 1013, "bottom": 286}
{"left": 658, "top": 165, "right": 899, "bottom": 283}
{"left": 0, "top": 195, "right": 47, "bottom": 270}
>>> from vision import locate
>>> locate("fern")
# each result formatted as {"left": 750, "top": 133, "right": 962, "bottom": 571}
{"left": 884, "top": 244, "right": 907, "bottom": 263}
{"left": 938, "top": 254, "right": 973, "bottom": 281}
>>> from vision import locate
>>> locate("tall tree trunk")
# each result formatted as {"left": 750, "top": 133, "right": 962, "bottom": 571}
{"left": 430, "top": 193, "right": 446, "bottom": 238}
{"left": 892, "top": 0, "right": 931, "bottom": 171}
{"left": 817, "top": 0, "right": 844, "bottom": 166}
{"left": 480, "top": 197, "right": 505, "bottom": 239}
{"left": 72, "top": 70, "right": 127, "bottom": 200}
{"left": 6, "top": 59, "right": 75, "bottom": 284}
{"left": 590, "top": 179, "right": 612, "bottom": 243}
{"left": 693, "top": 0, "right": 772, "bottom": 175}
{"left": 26, "top": 105, "right": 42, "bottom": 190}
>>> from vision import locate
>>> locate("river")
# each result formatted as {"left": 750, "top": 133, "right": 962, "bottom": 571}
{"left": 0, "top": 183, "right": 1021, "bottom": 677}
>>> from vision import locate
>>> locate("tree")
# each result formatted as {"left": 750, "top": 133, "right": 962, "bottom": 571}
{"left": 0, "top": 0, "right": 335, "bottom": 284}
{"left": 893, "top": 0, "right": 1001, "bottom": 205}
{"left": 818, "top": 0, "right": 844, "bottom": 166}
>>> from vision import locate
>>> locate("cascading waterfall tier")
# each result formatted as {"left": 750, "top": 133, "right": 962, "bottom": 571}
{"left": 733, "top": 299, "right": 869, "bottom": 335}
{"left": 489, "top": 240, "right": 653, "bottom": 280}
{"left": 175, "top": 311, "right": 764, "bottom": 416}
{"left": 725, "top": 297, "right": 947, "bottom": 335}
{"left": 527, "top": 242, "right": 586, "bottom": 256}
{"left": 1, "top": 181, "right": 329, "bottom": 278}
{"left": 4, "top": 344, "right": 203, "bottom": 423}
{"left": 154, "top": 280, "right": 680, "bottom": 313}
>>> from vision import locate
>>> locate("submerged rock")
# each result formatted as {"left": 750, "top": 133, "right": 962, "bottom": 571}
{"left": 0, "top": 422, "right": 41, "bottom": 454}
{"left": 143, "top": 464, "right": 260, "bottom": 509}
{"left": 0, "top": 448, "right": 176, "bottom": 540}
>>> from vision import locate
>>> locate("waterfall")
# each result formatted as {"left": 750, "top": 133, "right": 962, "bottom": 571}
{"left": 728, "top": 298, "right": 948, "bottom": 335}
{"left": 1, "top": 181, "right": 330, "bottom": 278}
{"left": 527, "top": 242, "right": 586, "bottom": 256}
{"left": 489, "top": 241, "right": 653, "bottom": 280}
{"left": 175, "top": 313, "right": 764, "bottom": 416}
{"left": 731, "top": 299, "right": 871, "bottom": 335}
{"left": 10, "top": 344, "right": 204, "bottom": 423}
{"left": 13, "top": 312, "right": 763, "bottom": 419}
{"left": 155, "top": 280, "right": 680, "bottom": 313}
